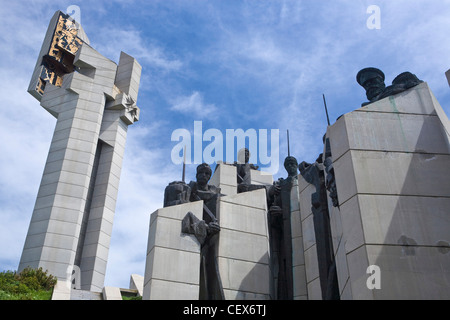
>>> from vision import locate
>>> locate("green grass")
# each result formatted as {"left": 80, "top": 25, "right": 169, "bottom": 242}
{"left": 0, "top": 268, "right": 57, "bottom": 300}
{"left": 122, "top": 295, "right": 142, "bottom": 300}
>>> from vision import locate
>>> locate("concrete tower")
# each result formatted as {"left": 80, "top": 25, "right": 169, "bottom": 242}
{"left": 18, "top": 10, "right": 141, "bottom": 292}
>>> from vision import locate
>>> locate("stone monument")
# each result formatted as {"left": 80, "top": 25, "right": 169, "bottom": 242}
{"left": 297, "top": 68, "right": 450, "bottom": 299}
{"left": 18, "top": 10, "right": 141, "bottom": 293}
{"left": 144, "top": 157, "right": 310, "bottom": 300}
{"left": 144, "top": 162, "right": 278, "bottom": 299}
{"left": 267, "top": 156, "right": 303, "bottom": 300}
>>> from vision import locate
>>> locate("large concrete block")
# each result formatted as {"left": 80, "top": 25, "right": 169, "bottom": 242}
{"left": 218, "top": 228, "right": 270, "bottom": 264}
{"left": 217, "top": 188, "right": 272, "bottom": 299}
{"left": 334, "top": 236, "right": 351, "bottom": 298}
{"left": 153, "top": 199, "right": 204, "bottom": 221}
{"left": 340, "top": 281, "right": 353, "bottom": 300}
{"left": 130, "top": 274, "right": 144, "bottom": 297}
{"left": 347, "top": 244, "right": 450, "bottom": 300}
{"left": 351, "top": 150, "right": 450, "bottom": 197}
{"left": 356, "top": 194, "right": 450, "bottom": 248}
{"left": 219, "top": 202, "right": 268, "bottom": 236}
{"left": 291, "top": 235, "right": 305, "bottom": 267}
{"left": 45, "top": 219, "right": 81, "bottom": 241}
{"left": 42, "top": 89, "right": 80, "bottom": 115}
{"left": 218, "top": 257, "right": 270, "bottom": 296}
{"left": 333, "top": 149, "right": 450, "bottom": 206}
{"left": 306, "top": 277, "right": 322, "bottom": 300}
{"left": 218, "top": 185, "right": 237, "bottom": 197}
{"left": 345, "top": 244, "right": 372, "bottom": 300}
{"left": 298, "top": 182, "right": 315, "bottom": 222}
{"left": 42, "top": 233, "right": 79, "bottom": 251}
{"left": 223, "top": 289, "right": 269, "bottom": 300}
{"left": 326, "top": 82, "right": 450, "bottom": 300}
{"left": 115, "top": 51, "right": 142, "bottom": 102}
{"left": 292, "top": 265, "right": 308, "bottom": 298}
{"left": 291, "top": 182, "right": 308, "bottom": 299}
{"left": 210, "top": 162, "right": 237, "bottom": 196}
{"left": 70, "top": 289, "right": 102, "bottom": 300}
{"left": 80, "top": 242, "right": 109, "bottom": 262}
{"left": 329, "top": 82, "right": 450, "bottom": 162}
{"left": 339, "top": 195, "right": 364, "bottom": 254}
{"left": 52, "top": 280, "right": 72, "bottom": 300}
{"left": 428, "top": 88, "right": 450, "bottom": 138}
{"left": 37, "top": 258, "right": 75, "bottom": 281}
{"left": 356, "top": 82, "right": 438, "bottom": 116}
{"left": 301, "top": 214, "right": 316, "bottom": 251}
{"left": 145, "top": 246, "right": 200, "bottom": 286}
{"left": 250, "top": 169, "right": 273, "bottom": 185}
{"left": 290, "top": 181, "right": 300, "bottom": 212}
{"left": 147, "top": 214, "right": 201, "bottom": 254}
{"left": 331, "top": 151, "right": 357, "bottom": 207}
{"left": 291, "top": 209, "right": 302, "bottom": 239}
{"left": 328, "top": 204, "right": 343, "bottom": 257}
{"left": 144, "top": 279, "right": 199, "bottom": 300}
{"left": 89, "top": 270, "right": 107, "bottom": 292}
{"left": 344, "top": 112, "right": 449, "bottom": 155}
{"left": 220, "top": 188, "right": 267, "bottom": 210}
{"left": 102, "top": 286, "right": 122, "bottom": 300}
{"left": 303, "top": 245, "right": 319, "bottom": 283}
{"left": 325, "top": 115, "right": 349, "bottom": 162}
{"left": 143, "top": 201, "right": 203, "bottom": 300}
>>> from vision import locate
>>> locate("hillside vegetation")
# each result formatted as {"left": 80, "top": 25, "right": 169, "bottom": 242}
{"left": 0, "top": 267, "right": 57, "bottom": 300}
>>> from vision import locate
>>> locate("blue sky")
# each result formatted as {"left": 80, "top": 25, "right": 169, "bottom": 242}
{"left": 0, "top": 0, "right": 449, "bottom": 289}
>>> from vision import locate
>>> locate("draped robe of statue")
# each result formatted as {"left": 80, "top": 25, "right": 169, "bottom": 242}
{"left": 163, "top": 163, "right": 224, "bottom": 300}
{"left": 267, "top": 156, "right": 298, "bottom": 300}
{"left": 299, "top": 153, "right": 340, "bottom": 300}
{"left": 188, "top": 181, "right": 225, "bottom": 300}
{"left": 268, "top": 175, "right": 295, "bottom": 299}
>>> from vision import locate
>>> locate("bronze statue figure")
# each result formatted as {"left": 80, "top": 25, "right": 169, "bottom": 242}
{"left": 299, "top": 153, "right": 340, "bottom": 300}
{"left": 357, "top": 67, "right": 423, "bottom": 106}
{"left": 233, "top": 148, "right": 264, "bottom": 193}
{"left": 357, "top": 67, "right": 387, "bottom": 106}
{"left": 267, "top": 156, "right": 298, "bottom": 300}
{"left": 164, "top": 163, "right": 224, "bottom": 300}
{"left": 323, "top": 138, "right": 339, "bottom": 208}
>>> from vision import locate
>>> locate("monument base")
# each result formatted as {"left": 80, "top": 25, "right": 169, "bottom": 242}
{"left": 143, "top": 177, "right": 273, "bottom": 300}
{"left": 325, "top": 82, "right": 450, "bottom": 299}
{"left": 218, "top": 188, "right": 272, "bottom": 300}
{"left": 143, "top": 201, "right": 204, "bottom": 300}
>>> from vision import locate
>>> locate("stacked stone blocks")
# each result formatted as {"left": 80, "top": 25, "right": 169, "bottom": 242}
{"left": 326, "top": 82, "right": 450, "bottom": 299}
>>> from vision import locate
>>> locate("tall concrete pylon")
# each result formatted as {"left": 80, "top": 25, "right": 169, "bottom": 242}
{"left": 18, "top": 10, "right": 142, "bottom": 292}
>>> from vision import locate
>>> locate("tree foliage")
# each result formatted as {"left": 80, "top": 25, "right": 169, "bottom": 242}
{"left": 0, "top": 267, "right": 57, "bottom": 300}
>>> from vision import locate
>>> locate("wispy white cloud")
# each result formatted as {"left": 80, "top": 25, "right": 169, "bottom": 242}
{"left": 170, "top": 91, "right": 218, "bottom": 118}
{"left": 93, "top": 28, "right": 183, "bottom": 72}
